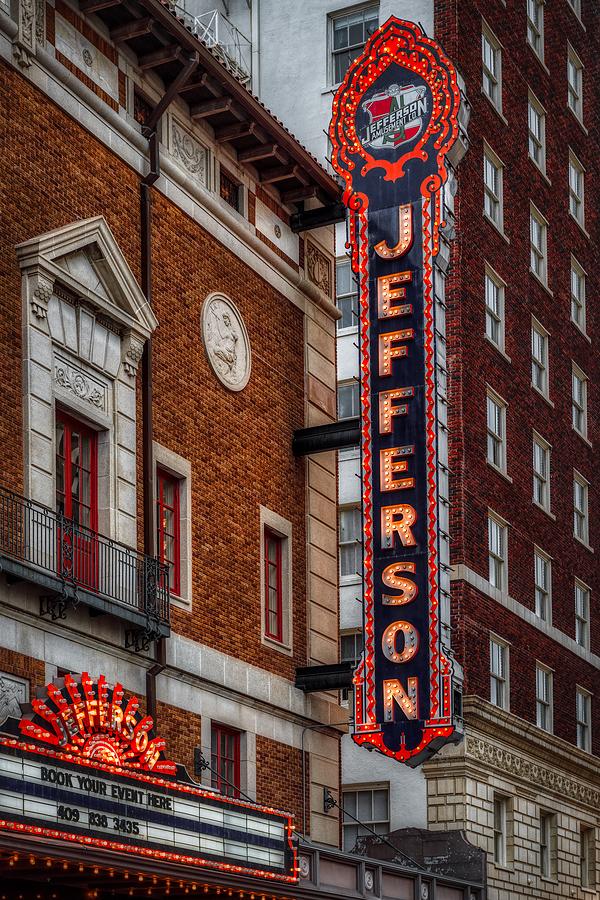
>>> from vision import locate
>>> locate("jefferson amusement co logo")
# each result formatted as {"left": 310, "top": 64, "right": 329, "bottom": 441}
{"left": 361, "top": 83, "right": 428, "bottom": 150}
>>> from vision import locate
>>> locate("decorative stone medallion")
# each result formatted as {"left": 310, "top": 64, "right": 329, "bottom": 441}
{"left": 201, "top": 294, "right": 251, "bottom": 392}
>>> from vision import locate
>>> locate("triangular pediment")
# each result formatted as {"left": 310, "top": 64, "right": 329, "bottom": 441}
{"left": 16, "top": 217, "right": 158, "bottom": 338}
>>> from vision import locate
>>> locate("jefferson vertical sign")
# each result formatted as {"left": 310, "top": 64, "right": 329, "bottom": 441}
{"left": 329, "top": 18, "right": 462, "bottom": 765}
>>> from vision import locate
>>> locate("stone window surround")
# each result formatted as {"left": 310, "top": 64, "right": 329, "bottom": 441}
{"left": 153, "top": 441, "right": 192, "bottom": 610}
{"left": 16, "top": 216, "right": 157, "bottom": 548}
{"left": 199, "top": 714, "right": 256, "bottom": 802}
{"left": 259, "top": 505, "right": 293, "bottom": 656}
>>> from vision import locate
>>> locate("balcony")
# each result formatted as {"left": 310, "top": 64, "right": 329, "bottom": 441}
{"left": 0, "top": 486, "right": 170, "bottom": 648}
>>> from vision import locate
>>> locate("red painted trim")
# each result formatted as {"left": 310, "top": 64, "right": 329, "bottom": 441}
{"left": 211, "top": 724, "right": 241, "bottom": 799}
{"left": 156, "top": 468, "right": 181, "bottom": 596}
{"left": 56, "top": 410, "right": 98, "bottom": 531}
{"left": 264, "top": 528, "right": 283, "bottom": 643}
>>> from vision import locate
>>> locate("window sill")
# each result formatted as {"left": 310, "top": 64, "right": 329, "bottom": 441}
{"left": 573, "top": 426, "right": 592, "bottom": 449}
{"left": 487, "top": 461, "right": 513, "bottom": 484}
{"left": 529, "top": 268, "right": 553, "bottom": 297}
{"left": 170, "top": 593, "right": 192, "bottom": 611}
{"left": 261, "top": 634, "right": 293, "bottom": 657}
{"left": 574, "top": 535, "right": 594, "bottom": 553}
{"left": 340, "top": 575, "right": 362, "bottom": 586}
{"left": 483, "top": 213, "right": 509, "bottom": 243}
{"left": 337, "top": 325, "right": 359, "bottom": 337}
{"left": 484, "top": 334, "right": 511, "bottom": 363}
{"left": 533, "top": 500, "right": 556, "bottom": 521}
{"left": 528, "top": 156, "right": 551, "bottom": 186}
{"left": 531, "top": 384, "right": 554, "bottom": 408}
{"left": 527, "top": 43, "right": 550, "bottom": 76}
{"left": 567, "top": 105, "right": 588, "bottom": 136}
{"left": 571, "top": 318, "right": 591, "bottom": 343}
{"left": 481, "top": 89, "right": 508, "bottom": 125}
{"left": 569, "top": 212, "right": 590, "bottom": 239}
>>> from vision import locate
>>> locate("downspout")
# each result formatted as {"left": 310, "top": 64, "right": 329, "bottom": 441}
{"left": 141, "top": 53, "right": 199, "bottom": 722}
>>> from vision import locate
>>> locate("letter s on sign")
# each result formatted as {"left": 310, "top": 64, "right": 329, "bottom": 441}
{"left": 381, "top": 561, "right": 418, "bottom": 605}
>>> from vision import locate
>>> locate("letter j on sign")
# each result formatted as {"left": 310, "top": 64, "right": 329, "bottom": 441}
{"left": 329, "top": 17, "right": 464, "bottom": 765}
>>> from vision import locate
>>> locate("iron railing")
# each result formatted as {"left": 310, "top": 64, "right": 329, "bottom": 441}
{"left": 169, "top": 4, "right": 251, "bottom": 83}
{"left": 0, "top": 485, "right": 170, "bottom": 629}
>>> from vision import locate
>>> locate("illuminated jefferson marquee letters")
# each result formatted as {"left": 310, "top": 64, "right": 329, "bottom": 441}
{"left": 329, "top": 17, "right": 464, "bottom": 765}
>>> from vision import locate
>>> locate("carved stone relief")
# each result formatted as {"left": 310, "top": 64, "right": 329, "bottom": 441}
{"left": 14, "top": 0, "right": 35, "bottom": 67}
{"left": 171, "top": 119, "right": 208, "bottom": 186}
{"left": 201, "top": 294, "right": 251, "bottom": 392}
{"left": 306, "top": 240, "right": 332, "bottom": 298}
{"left": 55, "top": 14, "right": 119, "bottom": 101}
{"left": 54, "top": 355, "right": 108, "bottom": 411}
{"left": 122, "top": 331, "right": 144, "bottom": 379}
{"left": 0, "top": 674, "right": 28, "bottom": 726}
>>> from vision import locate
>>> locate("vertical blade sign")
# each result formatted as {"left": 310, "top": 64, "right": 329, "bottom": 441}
{"left": 329, "top": 17, "right": 462, "bottom": 766}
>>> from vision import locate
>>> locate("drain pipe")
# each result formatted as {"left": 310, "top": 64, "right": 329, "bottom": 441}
{"left": 141, "top": 54, "right": 199, "bottom": 721}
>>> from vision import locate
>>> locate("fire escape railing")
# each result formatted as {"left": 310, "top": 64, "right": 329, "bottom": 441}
{"left": 0, "top": 485, "right": 170, "bottom": 632}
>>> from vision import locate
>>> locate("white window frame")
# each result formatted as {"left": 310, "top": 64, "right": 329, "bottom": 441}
{"left": 329, "top": 4, "right": 379, "bottom": 87}
{"left": 573, "top": 470, "right": 590, "bottom": 546}
{"left": 539, "top": 810, "right": 557, "bottom": 879}
{"left": 490, "top": 635, "right": 509, "bottom": 711}
{"left": 536, "top": 664, "right": 553, "bottom": 733}
{"left": 153, "top": 442, "right": 192, "bottom": 610}
{"left": 572, "top": 363, "right": 588, "bottom": 439}
{"left": 530, "top": 204, "right": 548, "bottom": 285}
{"left": 567, "top": 0, "right": 582, "bottom": 17}
{"left": 531, "top": 317, "right": 549, "bottom": 398}
{"left": 342, "top": 783, "right": 390, "bottom": 852}
{"left": 340, "top": 629, "right": 364, "bottom": 704}
{"left": 576, "top": 686, "right": 592, "bottom": 752}
{"left": 534, "top": 549, "right": 552, "bottom": 623}
{"left": 482, "top": 22, "right": 502, "bottom": 112}
{"left": 493, "top": 794, "right": 509, "bottom": 866}
{"left": 526, "top": 0, "right": 544, "bottom": 60}
{"left": 488, "top": 512, "right": 508, "bottom": 592}
{"left": 567, "top": 44, "right": 584, "bottom": 122}
{"left": 339, "top": 505, "right": 362, "bottom": 583}
{"left": 568, "top": 150, "right": 585, "bottom": 228}
{"left": 259, "top": 506, "right": 293, "bottom": 654}
{"left": 575, "top": 579, "right": 590, "bottom": 650}
{"left": 338, "top": 379, "right": 360, "bottom": 420}
{"left": 483, "top": 144, "right": 504, "bottom": 233}
{"left": 580, "top": 826, "right": 595, "bottom": 889}
{"left": 336, "top": 257, "right": 358, "bottom": 333}
{"left": 486, "top": 388, "right": 507, "bottom": 474}
{"left": 532, "top": 432, "right": 551, "bottom": 512}
{"left": 528, "top": 90, "right": 546, "bottom": 173}
{"left": 484, "top": 263, "right": 506, "bottom": 352}
{"left": 570, "top": 256, "right": 587, "bottom": 333}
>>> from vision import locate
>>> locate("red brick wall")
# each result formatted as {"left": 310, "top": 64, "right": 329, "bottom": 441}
{"left": 437, "top": 0, "right": 600, "bottom": 746}
{"left": 0, "top": 62, "right": 308, "bottom": 680}
{"left": 156, "top": 700, "right": 201, "bottom": 776}
{"left": 256, "top": 735, "right": 306, "bottom": 831}
{"left": 0, "top": 649, "right": 45, "bottom": 696}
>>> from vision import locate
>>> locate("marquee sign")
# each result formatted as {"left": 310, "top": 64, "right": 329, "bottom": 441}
{"left": 0, "top": 674, "right": 296, "bottom": 881}
{"left": 329, "top": 18, "right": 462, "bottom": 765}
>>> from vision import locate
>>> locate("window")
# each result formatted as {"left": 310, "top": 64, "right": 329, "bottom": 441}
{"left": 220, "top": 168, "right": 242, "bottom": 214}
{"left": 483, "top": 146, "right": 503, "bottom": 231}
{"left": 571, "top": 257, "right": 586, "bottom": 331}
{"left": 527, "top": 0, "right": 544, "bottom": 58}
{"left": 573, "top": 471, "right": 589, "bottom": 544}
{"left": 533, "top": 434, "right": 551, "bottom": 511}
{"left": 485, "top": 265, "right": 505, "bottom": 350}
{"left": 575, "top": 580, "right": 590, "bottom": 649}
{"left": 567, "top": 45, "right": 583, "bottom": 121}
{"left": 580, "top": 827, "right": 595, "bottom": 888}
{"left": 211, "top": 724, "right": 240, "bottom": 797}
{"left": 493, "top": 794, "right": 508, "bottom": 865}
{"left": 264, "top": 528, "right": 283, "bottom": 641}
{"left": 342, "top": 785, "right": 389, "bottom": 851}
{"left": 156, "top": 469, "right": 180, "bottom": 596}
{"left": 528, "top": 92, "right": 546, "bottom": 172}
{"left": 339, "top": 507, "right": 362, "bottom": 579}
{"left": 340, "top": 630, "right": 364, "bottom": 703}
{"left": 534, "top": 550, "right": 551, "bottom": 622}
{"left": 56, "top": 412, "right": 98, "bottom": 530}
{"left": 539, "top": 811, "right": 556, "bottom": 878}
{"left": 576, "top": 687, "right": 591, "bottom": 752}
{"left": 572, "top": 364, "right": 588, "bottom": 438}
{"left": 530, "top": 205, "right": 548, "bottom": 284}
{"left": 331, "top": 6, "right": 378, "bottom": 85}
{"left": 536, "top": 665, "right": 553, "bottom": 732}
{"left": 486, "top": 390, "right": 507, "bottom": 472}
{"left": 336, "top": 259, "right": 358, "bottom": 331}
{"left": 338, "top": 380, "right": 360, "bottom": 419}
{"left": 490, "top": 636, "right": 509, "bottom": 709}
{"left": 482, "top": 24, "right": 502, "bottom": 111}
{"left": 568, "top": 152, "right": 585, "bottom": 227}
{"left": 488, "top": 514, "right": 507, "bottom": 591}
{"left": 531, "top": 319, "right": 548, "bottom": 396}
{"left": 568, "top": 0, "right": 582, "bottom": 17}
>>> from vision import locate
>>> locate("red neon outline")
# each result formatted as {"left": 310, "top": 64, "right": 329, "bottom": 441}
{"left": 328, "top": 17, "right": 460, "bottom": 764}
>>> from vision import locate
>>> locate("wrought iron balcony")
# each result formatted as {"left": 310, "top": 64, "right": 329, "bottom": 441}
{"left": 0, "top": 485, "right": 170, "bottom": 645}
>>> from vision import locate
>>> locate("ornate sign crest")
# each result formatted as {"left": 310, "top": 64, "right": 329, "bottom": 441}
{"left": 329, "top": 18, "right": 463, "bottom": 766}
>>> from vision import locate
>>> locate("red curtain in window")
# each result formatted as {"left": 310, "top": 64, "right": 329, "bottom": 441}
{"left": 156, "top": 469, "right": 181, "bottom": 595}
{"left": 211, "top": 726, "right": 240, "bottom": 798}
{"left": 264, "top": 529, "right": 283, "bottom": 641}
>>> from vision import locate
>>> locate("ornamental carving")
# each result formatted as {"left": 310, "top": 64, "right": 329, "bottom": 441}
{"left": 0, "top": 675, "right": 27, "bottom": 727}
{"left": 29, "top": 274, "right": 54, "bottom": 320}
{"left": 122, "top": 331, "right": 144, "bottom": 378}
{"left": 54, "top": 358, "right": 107, "bottom": 411}
{"left": 171, "top": 121, "right": 208, "bottom": 184}
{"left": 201, "top": 294, "right": 251, "bottom": 392}
{"left": 306, "top": 241, "right": 331, "bottom": 298}
{"left": 465, "top": 735, "right": 600, "bottom": 808}
{"left": 15, "top": 0, "right": 35, "bottom": 68}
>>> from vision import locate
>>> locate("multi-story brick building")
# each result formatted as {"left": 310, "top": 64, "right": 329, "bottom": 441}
{"left": 191, "top": 1, "right": 600, "bottom": 898}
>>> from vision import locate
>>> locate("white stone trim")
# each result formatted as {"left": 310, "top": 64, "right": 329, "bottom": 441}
{"left": 259, "top": 506, "right": 293, "bottom": 656}
{"left": 452, "top": 563, "right": 600, "bottom": 670}
{"left": 152, "top": 441, "right": 192, "bottom": 611}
